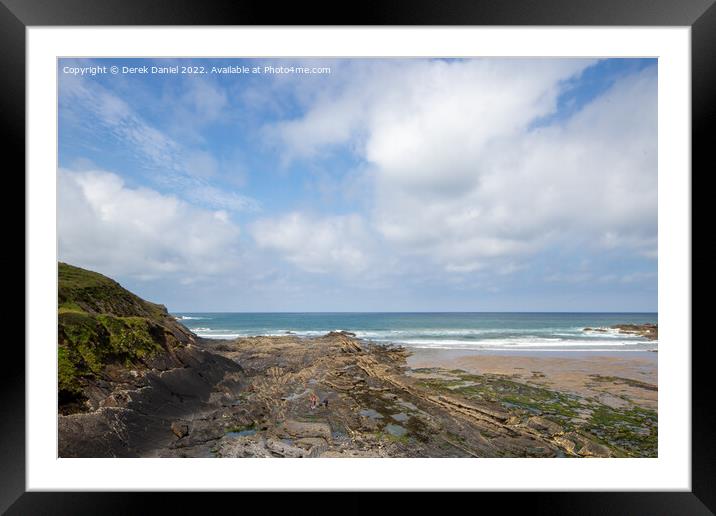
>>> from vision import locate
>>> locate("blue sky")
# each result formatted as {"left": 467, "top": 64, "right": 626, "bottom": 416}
{"left": 58, "top": 58, "right": 657, "bottom": 312}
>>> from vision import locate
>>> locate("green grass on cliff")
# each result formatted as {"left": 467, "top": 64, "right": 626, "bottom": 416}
{"left": 58, "top": 262, "right": 167, "bottom": 319}
{"left": 57, "top": 263, "right": 181, "bottom": 409}
{"left": 59, "top": 311, "right": 162, "bottom": 372}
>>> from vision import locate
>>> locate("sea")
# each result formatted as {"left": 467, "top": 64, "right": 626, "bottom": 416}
{"left": 172, "top": 312, "right": 658, "bottom": 352}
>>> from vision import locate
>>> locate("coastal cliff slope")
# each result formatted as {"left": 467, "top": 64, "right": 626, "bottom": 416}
{"left": 58, "top": 262, "right": 198, "bottom": 409}
{"left": 57, "top": 263, "right": 243, "bottom": 457}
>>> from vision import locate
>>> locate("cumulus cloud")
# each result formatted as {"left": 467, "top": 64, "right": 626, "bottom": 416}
{"left": 271, "top": 59, "right": 592, "bottom": 164}
{"left": 251, "top": 212, "right": 376, "bottom": 275}
{"left": 58, "top": 168, "right": 242, "bottom": 278}
{"left": 266, "top": 59, "right": 657, "bottom": 274}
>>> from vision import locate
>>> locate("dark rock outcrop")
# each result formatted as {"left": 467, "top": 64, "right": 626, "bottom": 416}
{"left": 58, "top": 339, "right": 245, "bottom": 457}
{"left": 611, "top": 323, "right": 658, "bottom": 340}
{"left": 583, "top": 323, "right": 658, "bottom": 341}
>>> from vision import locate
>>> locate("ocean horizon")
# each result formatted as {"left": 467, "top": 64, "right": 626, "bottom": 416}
{"left": 173, "top": 312, "right": 658, "bottom": 352}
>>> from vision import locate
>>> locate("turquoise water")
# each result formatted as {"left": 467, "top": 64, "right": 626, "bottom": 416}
{"left": 173, "top": 312, "right": 657, "bottom": 352}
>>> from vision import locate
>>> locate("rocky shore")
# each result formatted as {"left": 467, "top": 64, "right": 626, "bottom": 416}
{"left": 57, "top": 264, "right": 657, "bottom": 458}
{"left": 60, "top": 329, "right": 657, "bottom": 458}
{"left": 583, "top": 323, "right": 658, "bottom": 341}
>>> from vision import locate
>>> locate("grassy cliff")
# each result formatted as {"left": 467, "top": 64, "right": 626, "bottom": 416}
{"left": 58, "top": 263, "right": 194, "bottom": 410}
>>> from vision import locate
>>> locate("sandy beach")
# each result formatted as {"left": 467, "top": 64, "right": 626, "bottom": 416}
{"left": 408, "top": 349, "right": 657, "bottom": 410}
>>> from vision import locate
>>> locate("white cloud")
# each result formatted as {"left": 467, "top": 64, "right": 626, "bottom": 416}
{"left": 251, "top": 212, "right": 375, "bottom": 275}
{"left": 267, "top": 59, "right": 657, "bottom": 273}
{"left": 58, "top": 169, "right": 242, "bottom": 278}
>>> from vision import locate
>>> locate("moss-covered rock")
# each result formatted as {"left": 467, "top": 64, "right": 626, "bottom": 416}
{"left": 58, "top": 346, "right": 83, "bottom": 403}
{"left": 415, "top": 369, "right": 657, "bottom": 457}
{"left": 585, "top": 405, "right": 658, "bottom": 457}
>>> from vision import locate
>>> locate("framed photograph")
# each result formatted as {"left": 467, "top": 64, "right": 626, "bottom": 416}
{"left": 7, "top": 0, "right": 709, "bottom": 512}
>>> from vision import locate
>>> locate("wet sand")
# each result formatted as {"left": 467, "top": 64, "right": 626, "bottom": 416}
{"left": 408, "top": 349, "right": 657, "bottom": 410}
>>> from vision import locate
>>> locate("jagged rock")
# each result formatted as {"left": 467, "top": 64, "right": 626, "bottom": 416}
{"left": 527, "top": 416, "right": 563, "bottom": 437}
{"left": 216, "top": 436, "right": 273, "bottom": 458}
{"left": 296, "top": 437, "right": 329, "bottom": 456}
{"left": 553, "top": 435, "right": 580, "bottom": 455}
{"left": 171, "top": 421, "right": 189, "bottom": 438}
{"left": 360, "top": 417, "right": 380, "bottom": 431}
{"left": 611, "top": 323, "right": 658, "bottom": 341}
{"left": 578, "top": 440, "right": 612, "bottom": 458}
{"left": 266, "top": 437, "right": 309, "bottom": 457}
{"left": 325, "top": 330, "right": 357, "bottom": 338}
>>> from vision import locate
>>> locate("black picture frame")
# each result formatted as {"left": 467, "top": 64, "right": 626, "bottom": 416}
{"left": 5, "top": 0, "right": 708, "bottom": 513}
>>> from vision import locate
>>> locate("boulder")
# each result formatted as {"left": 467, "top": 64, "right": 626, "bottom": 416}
{"left": 278, "top": 419, "right": 333, "bottom": 442}
{"left": 187, "top": 419, "right": 225, "bottom": 444}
